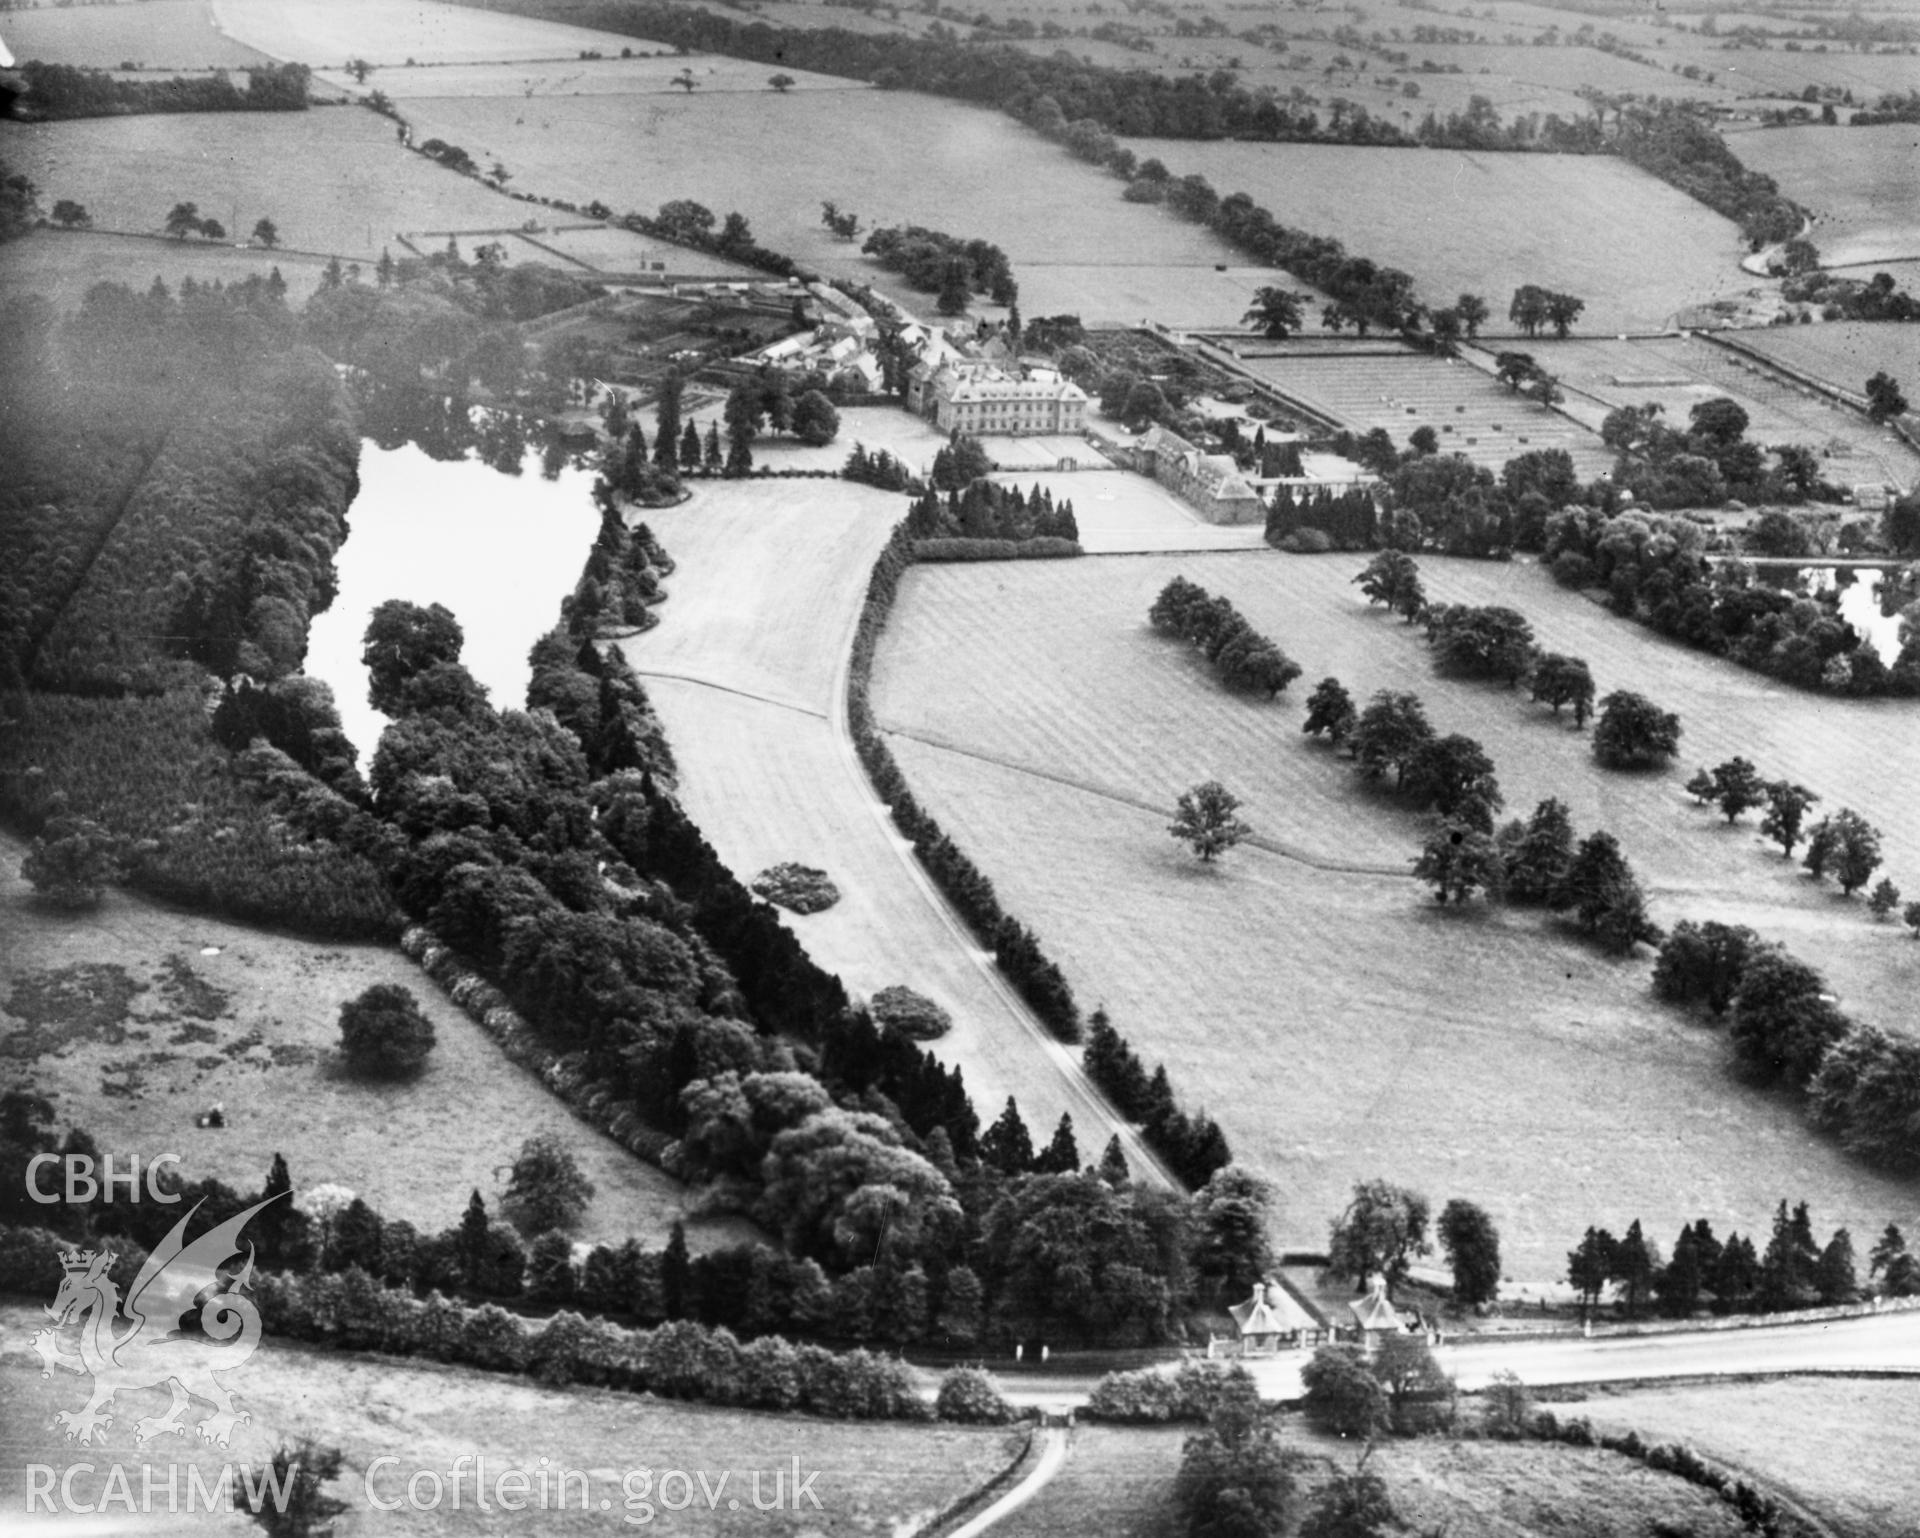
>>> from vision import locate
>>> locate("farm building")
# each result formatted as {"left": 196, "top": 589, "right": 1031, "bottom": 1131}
{"left": 909, "top": 358, "right": 1089, "bottom": 437}
{"left": 1123, "top": 423, "right": 1265, "bottom": 525}
{"left": 1222, "top": 1279, "right": 1322, "bottom": 1357}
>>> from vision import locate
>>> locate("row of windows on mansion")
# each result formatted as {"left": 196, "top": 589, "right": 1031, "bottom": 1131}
{"left": 907, "top": 359, "right": 1090, "bottom": 436}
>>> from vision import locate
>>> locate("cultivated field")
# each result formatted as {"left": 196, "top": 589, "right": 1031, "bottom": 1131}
{"left": 1120, "top": 139, "right": 1755, "bottom": 333}
{"left": 1545, "top": 1378, "right": 1920, "bottom": 1538}
{"left": 315, "top": 53, "right": 861, "bottom": 98}
{"left": 999, "top": 1422, "right": 1747, "bottom": 1537}
{"left": 0, "top": 109, "right": 522, "bottom": 261}
{"left": 1541, "top": 334, "right": 1920, "bottom": 484}
{"left": 869, "top": 550, "right": 1920, "bottom": 1272}
{"left": 0, "top": 1301, "right": 1014, "bottom": 1535}
{"left": 617, "top": 479, "right": 1170, "bottom": 1183}
{"left": 1738, "top": 321, "right": 1920, "bottom": 404}
{"left": 1731, "top": 123, "right": 1920, "bottom": 267}
{"left": 1238, "top": 348, "right": 1616, "bottom": 477}
{"left": 387, "top": 89, "right": 1256, "bottom": 323}
{"left": 209, "top": 0, "right": 665, "bottom": 67}
{"left": 0, "top": 0, "right": 271, "bottom": 69}
{"left": 0, "top": 833, "right": 731, "bottom": 1252}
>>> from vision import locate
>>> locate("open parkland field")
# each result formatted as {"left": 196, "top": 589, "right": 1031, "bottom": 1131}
{"left": 997, "top": 1420, "right": 1749, "bottom": 1538}
{"left": 868, "top": 550, "right": 1920, "bottom": 1274}
{"left": 1125, "top": 138, "right": 1757, "bottom": 335}
{"left": 0, "top": 833, "right": 745, "bottom": 1254}
{"left": 1543, "top": 1378, "right": 1920, "bottom": 1538}
{"left": 1730, "top": 123, "right": 1920, "bottom": 269}
{"left": 0, "top": 1300, "right": 1014, "bottom": 1535}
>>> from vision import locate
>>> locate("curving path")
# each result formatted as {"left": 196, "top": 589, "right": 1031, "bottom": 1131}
{"left": 617, "top": 480, "right": 1175, "bottom": 1187}
{"left": 943, "top": 1426, "right": 1071, "bottom": 1538}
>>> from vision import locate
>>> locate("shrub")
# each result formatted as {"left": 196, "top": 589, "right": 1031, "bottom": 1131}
{"left": 870, "top": 985, "right": 952, "bottom": 1040}
{"left": 1277, "top": 527, "right": 1334, "bottom": 554}
{"left": 337, "top": 984, "right": 436, "bottom": 1078}
{"left": 935, "top": 1366, "right": 1018, "bottom": 1424}
{"left": 749, "top": 862, "right": 841, "bottom": 914}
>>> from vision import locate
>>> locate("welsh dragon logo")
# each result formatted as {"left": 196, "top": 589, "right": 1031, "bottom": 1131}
{"left": 31, "top": 1193, "right": 283, "bottom": 1448}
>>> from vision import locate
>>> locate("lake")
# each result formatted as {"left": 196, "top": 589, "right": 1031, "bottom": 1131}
{"left": 305, "top": 429, "right": 600, "bottom": 763}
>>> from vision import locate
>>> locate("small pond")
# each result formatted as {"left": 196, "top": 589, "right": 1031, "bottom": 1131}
{"left": 1756, "top": 564, "right": 1912, "bottom": 662}
{"left": 305, "top": 401, "right": 600, "bottom": 761}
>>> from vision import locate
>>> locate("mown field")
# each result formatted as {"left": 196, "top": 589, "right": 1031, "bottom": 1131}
{"left": 1731, "top": 123, "right": 1920, "bottom": 267}
{"left": 1545, "top": 1378, "right": 1920, "bottom": 1538}
{"left": 388, "top": 88, "right": 1256, "bottom": 323}
{"left": 1121, "top": 139, "right": 1754, "bottom": 333}
{"left": 0, "top": 108, "right": 520, "bottom": 261}
{"left": 998, "top": 1421, "right": 1748, "bottom": 1538}
{"left": 1732, "top": 322, "right": 1920, "bottom": 412}
{"left": 0, "top": 832, "right": 733, "bottom": 1252}
{"left": 869, "top": 550, "right": 1920, "bottom": 1272}
{"left": 618, "top": 478, "right": 1169, "bottom": 1183}
{"left": 0, "top": 228, "right": 338, "bottom": 310}
{"left": 0, "top": 1301, "right": 1013, "bottom": 1535}
{"left": 0, "top": 0, "right": 271, "bottom": 69}
{"left": 209, "top": 0, "right": 664, "bottom": 67}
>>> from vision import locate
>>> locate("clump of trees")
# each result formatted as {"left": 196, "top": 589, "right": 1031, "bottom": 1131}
{"left": 1591, "top": 690, "right": 1682, "bottom": 770}
{"left": 337, "top": 984, "right": 436, "bottom": 1079}
{"left": 907, "top": 479, "right": 1080, "bottom": 558}
{"left": 20, "top": 60, "right": 311, "bottom": 118}
{"left": 1149, "top": 576, "right": 1304, "bottom": 697}
{"left": 861, "top": 224, "right": 1016, "bottom": 310}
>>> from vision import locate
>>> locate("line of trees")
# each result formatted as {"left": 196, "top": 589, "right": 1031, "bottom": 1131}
{"left": 1654, "top": 916, "right": 1920, "bottom": 1172}
{"left": 1566, "top": 1198, "right": 1899, "bottom": 1321}
{"left": 16, "top": 60, "right": 311, "bottom": 118}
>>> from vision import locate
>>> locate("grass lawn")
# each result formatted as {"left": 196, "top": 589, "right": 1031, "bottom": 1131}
{"left": 0, "top": 831, "right": 736, "bottom": 1254}
{"left": 0, "top": 1301, "right": 1015, "bottom": 1535}
{"left": 998, "top": 1422, "right": 1747, "bottom": 1537}
{"left": 868, "top": 549, "right": 1920, "bottom": 1274}
{"left": 315, "top": 53, "right": 863, "bottom": 98}
{"left": 1543, "top": 1377, "right": 1920, "bottom": 1538}
{"left": 0, "top": 0, "right": 271, "bottom": 69}
{"left": 1120, "top": 139, "right": 1757, "bottom": 333}
{"left": 0, "top": 109, "right": 526, "bottom": 263}
{"left": 1730, "top": 123, "right": 1920, "bottom": 268}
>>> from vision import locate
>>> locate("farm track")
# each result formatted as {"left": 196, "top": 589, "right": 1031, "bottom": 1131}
{"left": 877, "top": 722, "right": 1411, "bottom": 879}
{"left": 22, "top": 428, "right": 171, "bottom": 680}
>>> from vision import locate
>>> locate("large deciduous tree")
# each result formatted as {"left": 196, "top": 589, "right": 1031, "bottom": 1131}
{"left": 362, "top": 599, "right": 464, "bottom": 716}
{"left": 1327, "top": 1180, "right": 1430, "bottom": 1295}
{"left": 1437, "top": 1198, "right": 1502, "bottom": 1306}
{"left": 1592, "top": 690, "right": 1681, "bottom": 770}
{"left": 337, "top": 983, "right": 436, "bottom": 1078}
{"left": 504, "top": 1132, "right": 596, "bottom": 1233}
{"left": 1191, "top": 1165, "right": 1277, "bottom": 1303}
{"left": 1170, "top": 780, "right": 1250, "bottom": 863}
{"left": 1243, "top": 285, "right": 1308, "bottom": 339}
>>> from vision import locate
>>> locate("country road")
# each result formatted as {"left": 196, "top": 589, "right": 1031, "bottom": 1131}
{"left": 986, "top": 1309, "right": 1920, "bottom": 1412}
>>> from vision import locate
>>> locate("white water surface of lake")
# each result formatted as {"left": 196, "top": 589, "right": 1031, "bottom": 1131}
{"left": 305, "top": 440, "right": 599, "bottom": 761}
